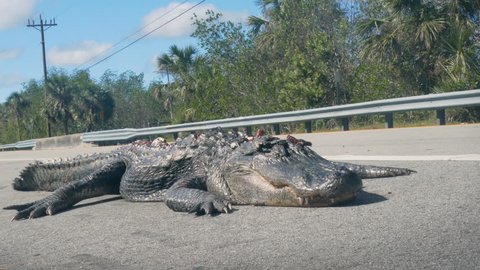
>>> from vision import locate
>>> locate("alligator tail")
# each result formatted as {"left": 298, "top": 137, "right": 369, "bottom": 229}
{"left": 333, "top": 162, "right": 416, "bottom": 179}
{"left": 12, "top": 153, "right": 118, "bottom": 191}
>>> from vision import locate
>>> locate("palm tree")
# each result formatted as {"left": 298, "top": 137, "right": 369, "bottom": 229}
{"left": 248, "top": 0, "right": 284, "bottom": 33}
{"left": 247, "top": 0, "right": 286, "bottom": 47}
{"left": 357, "top": 0, "right": 446, "bottom": 59}
{"left": 437, "top": 1, "right": 479, "bottom": 83}
{"left": 70, "top": 70, "right": 114, "bottom": 132}
{"left": 157, "top": 45, "right": 201, "bottom": 122}
{"left": 439, "top": 23, "right": 477, "bottom": 83}
{"left": 74, "top": 87, "right": 114, "bottom": 132}
{"left": 47, "top": 72, "right": 75, "bottom": 135}
{"left": 157, "top": 45, "right": 198, "bottom": 83}
{"left": 6, "top": 92, "right": 30, "bottom": 140}
{"left": 357, "top": 0, "right": 479, "bottom": 93}
{"left": 157, "top": 54, "right": 172, "bottom": 84}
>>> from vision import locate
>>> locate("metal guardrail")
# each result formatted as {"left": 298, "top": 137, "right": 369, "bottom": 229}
{"left": 1, "top": 90, "right": 478, "bottom": 148}
{"left": 82, "top": 89, "right": 480, "bottom": 143}
{"left": 0, "top": 139, "right": 36, "bottom": 150}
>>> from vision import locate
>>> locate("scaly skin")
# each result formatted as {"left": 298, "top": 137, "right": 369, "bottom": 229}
{"left": 4, "top": 129, "right": 415, "bottom": 220}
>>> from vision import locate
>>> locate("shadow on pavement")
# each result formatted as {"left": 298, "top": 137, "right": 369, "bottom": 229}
{"left": 72, "top": 196, "right": 123, "bottom": 210}
{"left": 338, "top": 190, "right": 387, "bottom": 207}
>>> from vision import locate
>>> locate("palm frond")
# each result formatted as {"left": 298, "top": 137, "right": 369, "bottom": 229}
{"left": 248, "top": 15, "right": 270, "bottom": 36}
{"left": 356, "top": 18, "right": 389, "bottom": 36}
{"left": 438, "top": 22, "right": 478, "bottom": 81}
{"left": 415, "top": 18, "right": 447, "bottom": 49}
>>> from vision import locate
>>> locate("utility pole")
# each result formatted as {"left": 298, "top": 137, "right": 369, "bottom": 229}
{"left": 27, "top": 14, "right": 57, "bottom": 137}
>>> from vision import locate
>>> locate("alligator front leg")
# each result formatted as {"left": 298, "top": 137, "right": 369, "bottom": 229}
{"left": 165, "top": 179, "right": 232, "bottom": 215}
{"left": 4, "top": 161, "right": 125, "bottom": 220}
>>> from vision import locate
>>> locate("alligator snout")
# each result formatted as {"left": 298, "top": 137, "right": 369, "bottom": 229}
{"left": 293, "top": 168, "right": 363, "bottom": 207}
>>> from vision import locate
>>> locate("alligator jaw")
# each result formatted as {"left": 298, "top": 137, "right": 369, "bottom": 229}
{"left": 264, "top": 170, "right": 363, "bottom": 207}
{"left": 261, "top": 184, "right": 359, "bottom": 207}
{"left": 296, "top": 190, "right": 358, "bottom": 207}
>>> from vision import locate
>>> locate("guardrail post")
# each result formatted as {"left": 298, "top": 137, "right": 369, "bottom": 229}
{"left": 304, "top": 121, "right": 312, "bottom": 133}
{"left": 173, "top": 132, "right": 179, "bottom": 140}
{"left": 341, "top": 117, "right": 349, "bottom": 131}
{"left": 436, "top": 109, "right": 446, "bottom": 125}
{"left": 273, "top": 124, "right": 280, "bottom": 135}
{"left": 385, "top": 113, "right": 393, "bottom": 128}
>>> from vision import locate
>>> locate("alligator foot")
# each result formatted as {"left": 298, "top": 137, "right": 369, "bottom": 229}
{"left": 165, "top": 187, "right": 233, "bottom": 216}
{"left": 188, "top": 195, "right": 233, "bottom": 216}
{"left": 4, "top": 194, "right": 70, "bottom": 221}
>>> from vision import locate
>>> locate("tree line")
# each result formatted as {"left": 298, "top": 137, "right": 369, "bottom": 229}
{"left": 1, "top": 0, "right": 479, "bottom": 144}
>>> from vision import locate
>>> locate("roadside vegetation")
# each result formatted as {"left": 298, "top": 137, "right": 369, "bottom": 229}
{"left": 1, "top": 0, "right": 479, "bottom": 143}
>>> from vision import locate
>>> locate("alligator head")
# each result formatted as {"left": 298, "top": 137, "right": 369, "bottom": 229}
{"left": 220, "top": 135, "right": 362, "bottom": 207}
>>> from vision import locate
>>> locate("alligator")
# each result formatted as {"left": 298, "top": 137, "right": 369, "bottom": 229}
{"left": 4, "top": 129, "right": 414, "bottom": 220}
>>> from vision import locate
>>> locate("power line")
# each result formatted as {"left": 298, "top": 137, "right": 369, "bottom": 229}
{"left": 113, "top": 0, "right": 191, "bottom": 48}
{"left": 77, "top": 0, "right": 190, "bottom": 70}
{"left": 52, "top": 1, "right": 76, "bottom": 20}
{"left": 83, "top": 0, "right": 206, "bottom": 71}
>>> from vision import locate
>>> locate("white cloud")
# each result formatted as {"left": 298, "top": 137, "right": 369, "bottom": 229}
{"left": 48, "top": 41, "right": 113, "bottom": 66}
{"left": 142, "top": 2, "right": 249, "bottom": 38}
{"left": 0, "top": 48, "right": 22, "bottom": 60}
{"left": 0, "top": 73, "right": 25, "bottom": 88}
{"left": 0, "top": 0, "right": 37, "bottom": 30}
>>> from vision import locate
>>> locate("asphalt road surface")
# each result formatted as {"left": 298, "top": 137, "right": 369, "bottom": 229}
{"left": 1, "top": 124, "right": 479, "bottom": 270}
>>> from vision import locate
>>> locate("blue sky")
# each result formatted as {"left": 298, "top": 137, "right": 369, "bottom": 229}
{"left": 0, "top": 0, "right": 260, "bottom": 103}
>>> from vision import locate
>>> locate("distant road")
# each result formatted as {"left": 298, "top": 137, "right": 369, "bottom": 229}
{"left": 298, "top": 123, "right": 480, "bottom": 158}
{"left": 1, "top": 124, "right": 479, "bottom": 269}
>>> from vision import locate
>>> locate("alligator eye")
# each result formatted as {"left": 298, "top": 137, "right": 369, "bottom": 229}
{"left": 270, "top": 182, "right": 289, "bottom": 189}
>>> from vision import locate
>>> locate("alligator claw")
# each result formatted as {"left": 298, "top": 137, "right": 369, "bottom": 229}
{"left": 7, "top": 202, "right": 48, "bottom": 220}
{"left": 223, "top": 203, "right": 233, "bottom": 213}
{"left": 187, "top": 197, "right": 232, "bottom": 216}
{"left": 29, "top": 206, "right": 48, "bottom": 219}
{"left": 11, "top": 212, "right": 28, "bottom": 221}
{"left": 5, "top": 195, "right": 70, "bottom": 220}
